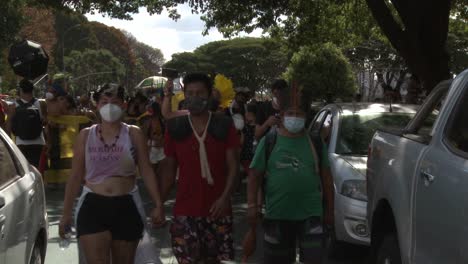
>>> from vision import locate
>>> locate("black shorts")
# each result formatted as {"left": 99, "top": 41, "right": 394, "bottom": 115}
{"left": 77, "top": 192, "right": 144, "bottom": 241}
{"left": 263, "top": 217, "right": 325, "bottom": 264}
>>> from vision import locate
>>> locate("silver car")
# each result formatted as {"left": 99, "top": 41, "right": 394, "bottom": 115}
{"left": 309, "top": 103, "right": 420, "bottom": 256}
{"left": 0, "top": 128, "right": 48, "bottom": 264}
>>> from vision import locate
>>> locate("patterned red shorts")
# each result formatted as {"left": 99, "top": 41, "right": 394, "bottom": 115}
{"left": 170, "top": 216, "right": 234, "bottom": 264}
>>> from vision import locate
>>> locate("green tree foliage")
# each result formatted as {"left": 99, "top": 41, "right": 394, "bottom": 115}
{"left": 54, "top": 10, "right": 99, "bottom": 71}
{"left": 447, "top": 17, "right": 468, "bottom": 75}
{"left": 64, "top": 49, "right": 125, "bottom": 94}
{"left": 0, "top": 0, "right": 25, "bottom": 50}
{"left": 165, "top": 38, "right": 288, "bottom": 92}
{"left": 164, "top": 52, "right": 208, "bottom": 74}
{"left": 88, "top": 22, "right": 135, "bottom": 67}
{"left": 3, "top": 0, "right": 466, "bottom": 94}
{"left": 124, "top": 31, "right": 165, "bottom": 77}
{"left": 285, "top": 43, "right": 357, "bottom": 102}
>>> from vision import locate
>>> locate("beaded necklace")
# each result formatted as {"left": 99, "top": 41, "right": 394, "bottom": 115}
{"left": 98, "top": 124, "right": 120, "bottom": 148}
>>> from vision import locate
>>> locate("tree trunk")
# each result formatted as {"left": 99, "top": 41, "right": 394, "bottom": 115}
{"left": 366, "top": 0, "right": 452, "bottom": 93}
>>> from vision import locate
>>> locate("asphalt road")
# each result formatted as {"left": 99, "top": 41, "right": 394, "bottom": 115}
{"left": 44, "top": 182, "right": 369, "bottom": 264}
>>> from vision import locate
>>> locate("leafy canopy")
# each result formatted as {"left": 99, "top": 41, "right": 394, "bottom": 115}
{"left": 285, "top": 43, "right": 357, "bottom": 102}
{"left": 165, "top": 37, "right": 288, "bottom": 92}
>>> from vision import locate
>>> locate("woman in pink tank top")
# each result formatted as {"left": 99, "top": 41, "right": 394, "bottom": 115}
{"left": 58, "top": 84, "right": 165, "bottom": 264}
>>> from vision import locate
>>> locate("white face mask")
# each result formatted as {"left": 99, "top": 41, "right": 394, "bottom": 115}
{"left": 283, "top": 117, "right": 305, "bottom": 134}
{"left": 99, "top": 103, "right": 123, "bottom": 123}
{"left": 232, "top": 114, "right": 245, "bottom": 130}
{"left": 45, "top": 92, "right": 54, "bottom": 100}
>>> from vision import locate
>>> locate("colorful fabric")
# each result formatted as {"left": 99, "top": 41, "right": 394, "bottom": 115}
{"left": 250, "top": 134, "right": 325, "bottom": 220}
{"left": 170, "top": 216, "right": 234, "bottom": 264}
{"left": 164, "top": 122, "right": 240, "bottom": 217}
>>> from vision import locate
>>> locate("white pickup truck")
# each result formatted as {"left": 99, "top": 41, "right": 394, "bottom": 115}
{"left": 366, "top": 69, "right": 468, "bottom": 264}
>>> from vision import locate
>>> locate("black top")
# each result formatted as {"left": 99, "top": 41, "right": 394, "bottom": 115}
{"left": 240, "top": 124, "right": 256, "bottom": 161}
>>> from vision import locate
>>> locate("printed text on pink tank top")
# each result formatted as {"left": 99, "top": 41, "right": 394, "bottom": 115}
{"left": 88, "top": 145, "right": 124, "bottom": 161}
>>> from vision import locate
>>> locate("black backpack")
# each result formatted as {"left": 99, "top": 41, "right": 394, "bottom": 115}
{"left": 12, "top": 99, "right": 43, "bottom": 140}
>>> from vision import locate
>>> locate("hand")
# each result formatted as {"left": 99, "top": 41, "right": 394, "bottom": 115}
{"left": 163, "top": 81, "right": 174, "bottom": 96}
{"left": 247, "top": 206, "right": 258, "bottom": 226}
{"left": 150, "top": 206, "right": 166, "bottom": 228}
{"left": 59, "top": 215, "right": 72, "bottom": 239}
{"left": 210, "top": 196, "right": 230, "bottom": 219}
{"left": 266, "top": 115, "right": 280, "bottom": 127}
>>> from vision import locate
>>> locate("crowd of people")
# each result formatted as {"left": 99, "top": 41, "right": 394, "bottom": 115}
{"left": 0, "top": 72, "right": 333, "bottom": 264}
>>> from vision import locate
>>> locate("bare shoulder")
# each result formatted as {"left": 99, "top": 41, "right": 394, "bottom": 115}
{"left": 78, "top": 126, "right": 92, "bottom": 139}
{"left": 127, "top": 124, "right": 144, "bottom": 139}
{"left": 127, "top": 124, "right": 142, "bottom": 133}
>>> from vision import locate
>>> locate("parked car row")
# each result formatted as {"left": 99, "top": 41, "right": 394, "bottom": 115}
{"left": 310, "top": 69, "right": 468, "bottom": 264}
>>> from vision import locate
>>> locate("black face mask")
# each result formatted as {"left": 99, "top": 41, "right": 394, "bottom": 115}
{"left": 185, "top": 96, "right": 209, "bottom": 115}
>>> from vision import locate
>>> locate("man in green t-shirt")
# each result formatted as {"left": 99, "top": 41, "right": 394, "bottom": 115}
{"left": 247, "top": 92, "right": 334, "bottom": 264}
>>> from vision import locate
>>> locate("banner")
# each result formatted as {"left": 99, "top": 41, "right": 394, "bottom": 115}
{"left": 45, "top": 115, "right": 92, "bottom": 183}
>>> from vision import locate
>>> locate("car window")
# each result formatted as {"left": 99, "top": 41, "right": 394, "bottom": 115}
{"left": 320, "top": 113, "right": 333, "bottom": 144}
{"left": 417, "top": 105, "right": 443, "bottom": 138}
{"left": 0, "top": 138, "right": 19, "bottom": 186}
{"left": 404, "top": 81, "right": 451, "bottom": 142}
{"left": 446, "top": 88, "right": 468, "bottom": 155}
{"left": 310, "top": 111, "right": 327, "bottom": 132}
{"left": 337, "top": 113, "right": 415, "bottom": 155}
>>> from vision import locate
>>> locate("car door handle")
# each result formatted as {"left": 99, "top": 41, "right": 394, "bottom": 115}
{"left": 421, "top": 170, "right": 435, "bottom": 185}
{"left": 28, "top": 189, "right": 35, "bottom": 202}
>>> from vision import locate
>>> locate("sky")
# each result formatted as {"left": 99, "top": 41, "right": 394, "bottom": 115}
{"left": 86, "top": 4, "right": 263, "bottom": 62}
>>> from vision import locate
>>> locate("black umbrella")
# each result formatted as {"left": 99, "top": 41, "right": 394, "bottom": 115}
{"left": 8, "top": 40, "right": 49, "bottom": 80}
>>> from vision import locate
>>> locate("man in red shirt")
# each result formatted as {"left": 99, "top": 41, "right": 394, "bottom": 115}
{"left": 160, "top": 73, "right": 240, "bottom": 263}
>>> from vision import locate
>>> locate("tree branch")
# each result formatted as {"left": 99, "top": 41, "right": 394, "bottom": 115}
{"left": 391, "top": 0, "right": 410, "bottom": 28}
{"left": 366, "top": 0, "right": 408, "bottom": 56}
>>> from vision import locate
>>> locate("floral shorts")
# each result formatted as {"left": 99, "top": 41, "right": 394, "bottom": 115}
{"left": 170, "top": 216, "right": 234, "bottom": 264}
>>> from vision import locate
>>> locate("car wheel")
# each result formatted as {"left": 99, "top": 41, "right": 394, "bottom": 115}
{"left": 29, "top": 242, "right": 43, "bottom": 264}
{"left": 376, "top": 233, "right": 401, "bottom": 264}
